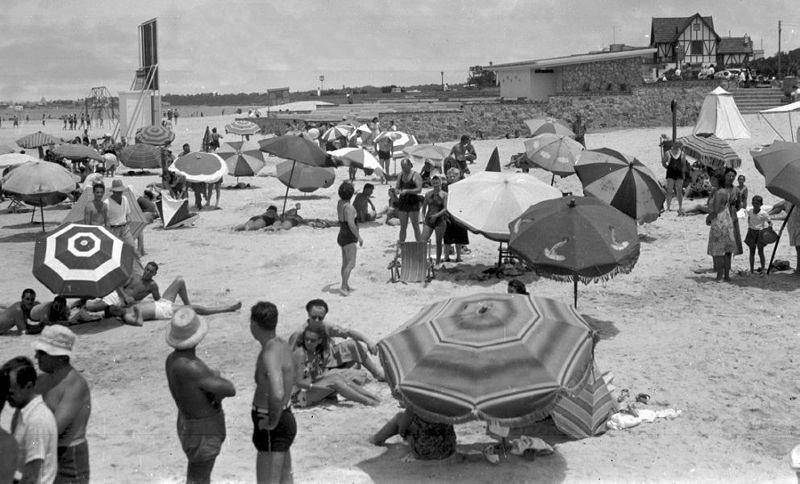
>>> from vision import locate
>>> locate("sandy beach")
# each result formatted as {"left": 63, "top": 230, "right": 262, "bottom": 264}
{"left": 1, "top": 112, "right": 798, "bottom": 483}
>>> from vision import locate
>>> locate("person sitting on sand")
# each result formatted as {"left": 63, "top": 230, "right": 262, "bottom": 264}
{"left": 288, "top": 299, "right": 384, "bottom": 381}
{"left": 353, "top": 184, "right": 388, "bottom": 223}
{"left": 0, "top": 289, "right": 39, "bottom": 335}
{"left": 234, "top": 205, "right": 279, "bottom": 231}
{"left": 370, "top": 407, "right": 457, "bottom": 460}
{"left": 507, "top": 279, "right": 529, "bottom": 295}
{"left": 292, "top": 324, "right": 379, "bottom": 407}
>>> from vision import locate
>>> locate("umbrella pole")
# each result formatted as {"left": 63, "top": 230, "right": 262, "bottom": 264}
{"left": 573, "top": 278, "right": 578, "bottom": 308}
{"left": 551, "top": 173, "right": 555, "bottom": 186}
{"left": 40, "top": 205, "right": 45, "bottom": 232}
{"left": 281, "top": 161, "right": 297, "bottom": 217}
{"left": 767, "top": 205, "right": 793, "bottom": 274}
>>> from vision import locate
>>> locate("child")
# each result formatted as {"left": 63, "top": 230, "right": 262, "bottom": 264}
{"left": 735, "top": 174, "right": 748, "bottom": 210}
{"left": 744, "top": 195, "right": 771, "bottom": 273}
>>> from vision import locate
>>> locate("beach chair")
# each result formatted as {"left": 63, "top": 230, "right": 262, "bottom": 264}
{"left": 389, "top": 241, "right": 435, "bottom": 284}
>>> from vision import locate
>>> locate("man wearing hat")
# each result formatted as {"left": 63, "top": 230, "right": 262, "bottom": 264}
{"left": 105, "top": 179, "right": 138, "bottom": 255}
{"left": 33, "top": 325, "right": 91, "bottom": 484}
{"left": 165, "top": 307, "right": 235, "bottom": 484}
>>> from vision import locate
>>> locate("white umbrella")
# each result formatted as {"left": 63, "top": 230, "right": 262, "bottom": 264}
{"left": 0, "top": 153, "right": 39, "bottom": 168}
{"left": 328, "top": 147, "right": 384, "bottom": 175}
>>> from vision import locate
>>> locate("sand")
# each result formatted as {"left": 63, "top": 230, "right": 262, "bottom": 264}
{"left": 0, "top": 112, "right": 799, "bottom": 483}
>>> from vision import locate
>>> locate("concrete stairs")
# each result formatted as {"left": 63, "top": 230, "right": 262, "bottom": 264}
{"left": 731, "top": 88, "right": 786, "bottom": 114}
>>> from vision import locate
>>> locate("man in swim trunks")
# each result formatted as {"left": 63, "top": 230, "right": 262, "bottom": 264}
{"left": 0, "top": 289, "right": 38, "bottom": 335}
{"left": 250, "top": 301, "right": 297, "bottom": 483}
{"left": 352, "top": 184, "right": 377, "bottom": 223}
{"left": 234, "top": 206, "right": 279, "bottom": 231}
{"left": 376, "top": 134, "right": 394, "bottom": 179}
{"left": 165, "top": 307, "right": 235, "bottom": 484}
{"left": 83, "top": 183, "right": 108, "bottom": 227}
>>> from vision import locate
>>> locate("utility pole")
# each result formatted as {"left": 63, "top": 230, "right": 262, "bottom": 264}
{"left": 319, "top": 75, "right": 324, "bottom": 96}
{"left": 612, "top": 25, "right": 616, "bottom": 44}
{"left": 441, "top": 71, "right": 444, "bottom": 91}
{"left": 778, "top": 20, "right": 782, "bottom": 79}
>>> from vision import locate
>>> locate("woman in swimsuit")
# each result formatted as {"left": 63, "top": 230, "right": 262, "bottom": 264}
{"left": 337, "top": 182, "right": 362, "bottom": 296}
{"left": 395, "top": 158, "right": 423, "bottom": 243}
{"left": 420, "top": 175, "right": 448, "bottom": 264}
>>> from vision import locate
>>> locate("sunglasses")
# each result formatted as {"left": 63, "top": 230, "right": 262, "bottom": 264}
{"left": 309, "top": 315, "right": 325, "bottom": 321}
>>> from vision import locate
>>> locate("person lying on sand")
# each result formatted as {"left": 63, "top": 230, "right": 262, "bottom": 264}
{"left": 119, "top": 296, "right": 241, "bottom": 326}
{"left": 0, "top": 288, "right": 39, "bottom": 335}
{"left": 234, "top": 205, "right": 279, "bottom": 231}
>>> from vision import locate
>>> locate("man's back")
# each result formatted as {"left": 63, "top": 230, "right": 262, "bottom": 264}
{"left": 39, "top": 369, "right": 91, "bottom": 447}
{"left": 253, "top": 338, "right": 295, "bottom": 410}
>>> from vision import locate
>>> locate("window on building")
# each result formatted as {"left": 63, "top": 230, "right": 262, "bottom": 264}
{"left": 691, "top": 40, "right": 703, "bottom": 55}
{"left": 693, "top": 22, "right": 700, "bottom": 31}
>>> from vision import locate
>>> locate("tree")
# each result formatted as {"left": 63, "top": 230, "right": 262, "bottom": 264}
{"left": 467, "top": 65, "right": 496, "bottom": 88}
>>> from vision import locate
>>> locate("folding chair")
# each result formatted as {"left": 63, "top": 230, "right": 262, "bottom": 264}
{"left": 388, "top": 241, "right": 435, "bottom": 284}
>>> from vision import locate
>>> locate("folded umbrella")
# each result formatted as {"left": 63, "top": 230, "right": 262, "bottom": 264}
{"left": 33, "top": 223, "right": 137, "bottom": 297}
{"left": 524, "top": 118, "right": 575, "bottom": 138}
{"left": 485, "top": 147, "right": 501, "bottom": 172}
{"left": 169, "top": 152, "right": 227, "bottom": 183}
{"left": 679, "top": 134, "right": 740, "bottom": 169}
{"left": 523, "top": 133, "right": 584, "bottom": 178}
{"left": 51, "top": 144, "right": 104, "bottom": 162}
{"left": 551, "top": 364, "right": 615, "bottom": 439}
{"left": 378, "top": 293, "right": 595, "bottom": 426}
{"left": 575, "top": 147, "right": 665, "bottom": 223}
{"left": 118, "top": 144, "right": 162, "bottom": 170}
{"left": 217, "top": 141, "right": 266, "bottom": 178}
{"left": 276, "top": 160, "right": 335, "bottom": 192}
{"left": 225, "top": 119, "right": 261, "bottom": 136}
{"left": 136, "top": 125, "right": 176, "bottom": 146}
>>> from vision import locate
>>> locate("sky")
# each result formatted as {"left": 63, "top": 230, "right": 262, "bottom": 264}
{"left": 1, "top": 0, "right": 799, "bottom": 101}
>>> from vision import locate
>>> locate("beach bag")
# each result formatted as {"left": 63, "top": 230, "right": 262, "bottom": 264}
{"left": 772, "top": 259, "right": 791, "bottom": 271}
{"left": 760, "top": 226, "right": 779, "bottom": 245}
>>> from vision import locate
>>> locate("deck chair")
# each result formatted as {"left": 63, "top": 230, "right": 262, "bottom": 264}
{"left": 389, "top": 241, "right": 435, "bottom": 284}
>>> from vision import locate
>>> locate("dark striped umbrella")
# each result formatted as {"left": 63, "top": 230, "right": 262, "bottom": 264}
{"left": 276, "top": 160, "right": 334, "bottom": 192}
{"left": 16, "top": 131, "right": 61, "bottom": 149}
{"left": 118, "top": 144, "right": 162, "bottom": 169}
{"left": 259, "top": 135, "right": 329, "bottom": 167}
{"left": 170, "top": 152, "right": 227, "bottom": 183}
{"left": 679, "top": 134, "right": 741, "bottom": 169}
{"left": 551, "top": 364, "right": 615, "bottom": 439}
{"left": 378, "top": 293, "right": 595, "bottom": 426}
{"left": 524, "top": 118, "right": 575, "bottom": 139}
{"left": 575, "top": 147, "right": 665, "bottom": 223}
{"left": 225, "top": 120, "right": 260, "bottom": 136}
{"left": 33, "top": 223, "right": 136, "bottom": 297}
{"left": 217, "top": 141, "right": 265, "bottom": 177}
{"left": 135, "top": 125, "right": 175, "bottom": 146}
{"left": 523, "top": 133, "right": 584, "bottom": 178}
{"left": 51, "top": 144, "right": 104, "bottom": 162}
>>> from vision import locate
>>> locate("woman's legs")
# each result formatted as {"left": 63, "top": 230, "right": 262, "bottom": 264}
{"left": 398, "top": 211, "right": 409, "bottom": 242}
{"left": 340, "top": 243, "right": 357, "bottom": 293}
{"left": 434, "top": 223, "right": 446, "bottom": 263}
{"left": 748, "top": 248, "right": 756, "bottom": 273}
{"left": 723, "top": 253, "right": 732, "bottom": 281}
{"left": 712, "top": 255, "right": 724, "bottom": 280}
{"left": 370, "top": 412, "right": 403, "bottom": 445}
{"left": 326, "top": 375, "right": 379, "bottom": 406}
{"left": 665, "top": 179, "right": 674, "bottom": 211}
{"left": 408, "top": 210, "right": 421, "bottom": 241}
{"left": 757, "top": 246, "right": 766, "bottom": 271}
{"left": 421, "top": 224, "right": 433, "bottom": 242}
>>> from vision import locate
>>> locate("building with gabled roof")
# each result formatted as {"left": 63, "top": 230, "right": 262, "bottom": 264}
{"left": 649, "top": 13, "right": 754, "bottom": 68}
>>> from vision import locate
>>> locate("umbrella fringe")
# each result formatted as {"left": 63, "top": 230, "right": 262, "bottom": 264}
{"left": 532, "top": 249, "right": 640, "bottom": 285}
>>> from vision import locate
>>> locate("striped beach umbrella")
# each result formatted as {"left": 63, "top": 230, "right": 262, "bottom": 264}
{"left": 679, "top": 134, "right": 741, "bottom": 169}
{"left": 135, "top": 125, "right": 176, "bottom": 146}
{"left": 16, "top": 131, "right": 61, "bottom": 149}
{"left": 32, "top": 224, "right": 137, "bottom": 297}
{"left": 51, "top": 144, "right": 104, "bottom": 162}
{"left": 575, "top": 147, "right": 665, "bottom": 223}
{"left": 328, "top": 147, "right": 384, "bottom": 174}
{"left": 225, "top": 120, "right": 261, "bottom": 136}
{"left": 259, "top": 135, "right": 329, "bottom": 167}
{"left": 550, "top": 364, "right": 615, "bottom": 439}
{"left": 169, "top": 152, "right": 227, "bottom": 183}
{"left": 118, "top": 144, "right": 162, "bottom": 169}
{"left": 377, "top": 293, "right": 596, "bottom": 426}
{"left": 403, "top": 144, "right": 450, "bottom": 166}
{"left": 321, "top": 124, "right": 355, "bottom": 142}
{"left": 217, "top": 141, "right": 266, "bottom": 177}
{"left": 523, "top": 133, "right": 584, "bottom": 178}
{"left": 446, "top": 171, "right": 562, "bottom": 242}
{"left": 374, "top": 131, "right": 417, "bottom": 156}
{"left": 524, "top": 118, "right": 575, "bottom": 139}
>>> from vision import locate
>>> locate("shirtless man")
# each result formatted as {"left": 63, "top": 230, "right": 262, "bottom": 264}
{"left": 166, "top": 308, "right": 235, "bottom": 484}
{"left": 250, "top": 301, "right": 297, "bottom": 484}
{"left": 34, "top": 325, "right": 92, "bottom": 483}
{"left": 0, "top": 289, "right": 38, "bottom": 335}
{"left": 83, "top": 182, "right": 108, "bottom": 226}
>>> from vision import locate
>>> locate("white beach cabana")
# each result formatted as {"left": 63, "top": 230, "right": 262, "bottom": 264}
{"left": 758, "top": 101, "right": 800, "bottom": 142}
{"left": 693, "top": 86, "right": 750, "bottom": 140}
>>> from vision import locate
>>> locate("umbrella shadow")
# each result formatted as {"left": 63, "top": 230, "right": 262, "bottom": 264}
{"left": 273, "top": 194, "right": 331, "bottom": 201}
{"left": 69, "top": 317, "right": 123, "bottom": 335}
{"left": 222, "top": 183, "right": 258, "bottom": 190}
{"left": 3, "top": 221, "right": 60, "bottom": 230}
{"left": 435, "top": 262, "right": 536, "bottom": 286}
{"left": 123, "top": 170, "right": 157, "bottom": 177}
{"left": 637, "top": 234, "right": 657, "bottom": 244}
{"left": 580, "top": 315, "right": 620, "bottom": 341}
{"left": 0, "top": 231, "right": 45, "bottom": 243}
{"left": 718, "top": 271, "right": 800, "bottom": 291}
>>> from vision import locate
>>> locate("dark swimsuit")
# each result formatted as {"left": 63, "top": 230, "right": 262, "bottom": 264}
{"left": 337, "top": 201, "right": 358, "bottom": 247}
{"left": 666, "top": 152, "right": 684, "bottom": 180}
{"left": 397, "top": 173, "right": 421, "bottom": 212}
{"left": 424, "top": 191, "right": 446, "bottom": 228}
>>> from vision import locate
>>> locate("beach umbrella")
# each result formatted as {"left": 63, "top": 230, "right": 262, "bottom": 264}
{"left": 224, "top": 119, "right": 260, "bottom": 136}
{"left": 403, "top": 144, "right": 450, "bottom": 167}
{"left": 276, "top": 160, "right": 335, "bottom": 193}
{"left": 485, "top": 147, "right": 501, "bottom": 172}
{"left": 62, "top": 186, "right": 149, "bottom": 241}
{"left": 550, "top": 364, "right": 615, "bottom": 439}
{"left": 356, "top": 124, "right": 372, "bottom": 134}
{"left": 377, "top": 292, "right": 595, "bottom": 426}
{"left": 118, "top": 144, "right": 162, "bottom": 169}
{"left": 169, "top": 152, "right": 227, "bottom": 184}
{"left": 16, "top": 132, "right": 61, "bottom": 149}
{"left": 524, "top": 118, "right": 575, "bottom": 139}
{"left": 51, "top": 144, "right": 104, "bottom": 162}
{"left": 446, "top": 171, "right": 562, "bottom": 242}
{"left": 217, "top": 141, "right": 266, "bottom": 178}
{"left": 32, "top": 224, "right": 137, "bottom": 297}
{"left": 679, "top": 134, "right": 741, "bottom": 169}
{"left": 374, "top": 131, "right": 417, "bottom": 155}
{"left": 523, "top": 133, "right": 585, "bottom": 181}
{"left": 321, "top": 124, "right": 355, "bottom": 142}
{"left": 0, "top": 153, "right": 37, "bottom": 168}
{"left": 328, "top": 147, "right": 384, "bottom": 175}
{"left": 1, "top": 160, "right": 77, "bottom": 230}
{"left": 135, "top": 125, "right": 175, "bottom": 146}
{"left": 575, "top": 147, "right": 665, "bottom": 224}
{"left": 509, "top": 196, "right": 639, "bottom": 307}
{"left": 0, "top": 145, "right": 14, "bottom": 155}
{"left": 156, "top": 196, "right": 199, "bottom": 230}
{"left": 751, "top": 142, "right": 800, "bottom": 273}
{"left": 260, "top": 135, "right": 331, "bottom": 214}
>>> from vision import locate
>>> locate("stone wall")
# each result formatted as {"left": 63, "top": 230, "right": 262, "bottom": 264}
{"left": 560, "top": 57, "right": 644, "bottom": 93}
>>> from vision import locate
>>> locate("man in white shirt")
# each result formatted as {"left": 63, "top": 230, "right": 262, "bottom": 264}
{"left": 105, "top": 179, "right": 139, "bottom": 256}
{"left": 3, "top": 356, "right": 58, "bottom": 484}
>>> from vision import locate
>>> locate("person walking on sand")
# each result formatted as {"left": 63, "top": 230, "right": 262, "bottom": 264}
{"left": 337, "top": 182, "right": 362, "bottom": 296}
{"left": 166, "top": 307, "right": 235, "bottom": 484}
{"left": 396, "top": 159, "right": 423, "bottom": 243}
{"left": 34, "top": 326, "right": 91, "bottom": 484}
{"left": 250, "top": 301, "right": 297, "bottom": 484}
{"left": 662, "top": 141, "right": 687, "bottom": 214}
{"left": 706, "top": 168, "right": 742, "bottom": 281}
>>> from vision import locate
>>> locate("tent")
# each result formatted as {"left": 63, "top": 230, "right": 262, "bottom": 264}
{"left": 693, "top": 86, "right": 750, "bottom": 140}
{"left": 62, "top": 185, "right": 148, "bottom": 240}
{"left": 156, "top": 196, "right": 198, "bottom": 229}
{"left": 758, "top": 101, "right": 800, "bottom": 142}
